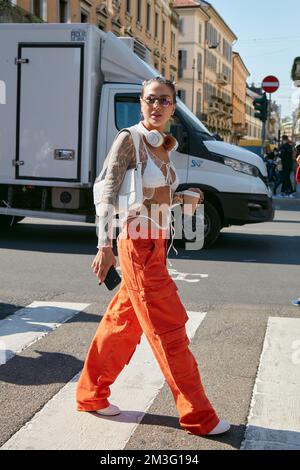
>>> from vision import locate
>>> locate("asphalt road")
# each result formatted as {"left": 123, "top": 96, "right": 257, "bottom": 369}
{"left": 0, "top": 201, "right": 299, "bottom": 450}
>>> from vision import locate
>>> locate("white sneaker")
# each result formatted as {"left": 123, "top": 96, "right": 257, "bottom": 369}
{"left": 207, "top": 419, "right": 231, "bottom": 435}
{"left": 96, "top": 403, "right": 121, "bottom": 416}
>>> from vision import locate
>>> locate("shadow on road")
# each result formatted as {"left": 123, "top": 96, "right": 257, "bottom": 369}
{"left": 0, "top": 218, "right": 299, "bottom": 266}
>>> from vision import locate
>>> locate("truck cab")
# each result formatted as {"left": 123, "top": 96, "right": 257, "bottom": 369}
{"left": 98, "top": 84, "right": 274, "bottom": 247}
{"left": 0, "top": 23, "right": 274, "bottom": 248}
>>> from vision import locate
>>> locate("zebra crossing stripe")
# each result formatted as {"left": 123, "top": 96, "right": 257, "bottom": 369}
{"left": 1, "top": 311, "right": 207, "bottom": 450}
{"left": 241, "top": 317, "right": 300, "bottom": 450}
{"left": 0, "top": 302, "right": 89, "bottom": 365}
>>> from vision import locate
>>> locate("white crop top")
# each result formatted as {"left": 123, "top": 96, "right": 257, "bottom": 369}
{"left": 142, "top": 145, "right": 179, "bottom": 192}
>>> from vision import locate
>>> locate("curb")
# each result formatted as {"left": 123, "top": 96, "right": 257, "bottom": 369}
{"left": 272, "top": 194, "right": 300, "bottom": 209}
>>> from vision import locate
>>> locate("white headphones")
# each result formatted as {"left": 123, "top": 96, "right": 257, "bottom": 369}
{"left": 138, "top": 122, "right": 178, "bottom": 151}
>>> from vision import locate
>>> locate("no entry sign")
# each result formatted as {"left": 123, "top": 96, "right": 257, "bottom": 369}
{"left": 262, "top": 75, "right": 280, "bottom": 93}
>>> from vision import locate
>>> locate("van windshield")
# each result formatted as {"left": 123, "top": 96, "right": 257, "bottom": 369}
{"left": 176, "top": 99, "right": 215, "bottom": 141}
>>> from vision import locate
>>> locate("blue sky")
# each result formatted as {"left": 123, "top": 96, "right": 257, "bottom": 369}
{"left": 209, "top": 0, "right": 300, "bottom": 118}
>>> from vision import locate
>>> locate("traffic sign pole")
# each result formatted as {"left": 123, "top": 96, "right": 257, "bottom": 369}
{"left": 260, "top": 75, "right": 280, "bottom": 157}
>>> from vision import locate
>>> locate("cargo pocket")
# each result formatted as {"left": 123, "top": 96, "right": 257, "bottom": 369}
{"left": 140, "top": 280, "right": 189, "bottom": 335}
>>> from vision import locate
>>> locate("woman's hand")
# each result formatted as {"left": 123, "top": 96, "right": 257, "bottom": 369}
{"left": 91, "top": 247, "right": 116, "bottom": 283}
{"left": 187, "top": 187, "right": 204, "bottom": 204}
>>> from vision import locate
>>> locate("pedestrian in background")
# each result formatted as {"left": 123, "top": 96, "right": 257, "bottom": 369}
{"left": 278, "top": 135, "right": 294, "bottom": 197}
{"left": 273, "top": 149, "right": 283, "bottom": 195}
{"left": 291, "top": 154, "right": 300, "bottom": 306}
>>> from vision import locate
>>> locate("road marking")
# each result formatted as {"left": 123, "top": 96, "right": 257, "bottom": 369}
{"left": 241, "top": 317, "right": 300, "bottom": 450}
{"left": 0, "top": 302, "right": 89, "bottom": 365}
{"left": 117, "top": 266, "right": 208, "bottom": 283}
{"left": 1, "top": 311, "right": 207, "bottom": 450}
{"left": 168, "top": 268, "right": 208, "bottom": 283}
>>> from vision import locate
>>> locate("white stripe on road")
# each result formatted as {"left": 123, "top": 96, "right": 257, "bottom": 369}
{"left": 0, "top": 302, "right": 89, "bottom": 365}
{"left": 1, "top": 311, "right": 207, "bottom": 450}
{"left": 241, "top": 317, "right": 300, "bottom": 450}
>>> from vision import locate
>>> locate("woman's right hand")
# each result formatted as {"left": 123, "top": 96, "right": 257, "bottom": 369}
{"left": 91, "top": 247, "right": 116, "bottom": 283}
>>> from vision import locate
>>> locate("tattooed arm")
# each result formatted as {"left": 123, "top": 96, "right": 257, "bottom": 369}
{"left": 96, "top": 131, "right": 136, "bottom": 248}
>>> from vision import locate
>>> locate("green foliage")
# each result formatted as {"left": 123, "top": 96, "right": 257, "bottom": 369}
{"left": 291, "top": 57, "right": 300, "bottom": 81}
{"left": 0, "top": 0, "right": 44, "bottom": 23}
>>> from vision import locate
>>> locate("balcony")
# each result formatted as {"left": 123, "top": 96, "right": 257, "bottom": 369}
{"left": 217, "top": 73, "right": 229, "bottom": 86}
{"left": 207, "top": 102, "right": 219, "bottom": 113}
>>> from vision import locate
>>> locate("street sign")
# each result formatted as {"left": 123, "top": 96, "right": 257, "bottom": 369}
{"left": 262, "top": 75, "right": 280, "bottom": 93}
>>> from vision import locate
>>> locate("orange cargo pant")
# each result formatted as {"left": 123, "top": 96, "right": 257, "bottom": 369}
{"left": 76, "top": 223, "right": 219, "bottom": 435}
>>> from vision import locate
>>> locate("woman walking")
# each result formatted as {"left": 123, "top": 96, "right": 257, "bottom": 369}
{"left": 76, "top": 77, "right": 230, "bottom": 436}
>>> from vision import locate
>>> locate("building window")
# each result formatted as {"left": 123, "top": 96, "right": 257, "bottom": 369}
{"left": 196, "top": 92, "right": 202, "bottom": 115}
{"left": 32, "top": 0, "right": 48, "bottom": 20}
{"left": 171, "top": 31, "right": 176, "bottom": 56}
{"left": 155, "top": 11, "right": 159, "bottom": 38}
{"left": 223, "top": 39, "right": 232, "bottom": 62}
{"left": 81, "top": 10, "right": 89, "bottom": 23}
{"left": 59, "top": 0, "right": 69, "bottom": 23}
{"left": 198, "top": 24, "right": 202, "bottom": 44}
{"left": 179, "top": 18, "right": 184, "bottom": 34}
{"left": 146, "top": 2, "right": 151, "bottom": 32}
{"left": 161, "top": 66, "right": 166, "bottom": 77}
{"left": 178, "top": 49, "right": 187, "bottom": 78}
{"left": 178, "top": 89, "right": 186, "bottom": 103}
{"left": 206, "top": 50, "right": 217, "bottom": 72}
{"left": 222, "top": 64, "right": 231, "bottom": 82}
{"left": 162, "top": 18, "right": 166, "bottom": 45}
{"left": 197, "top": 53, "right": 202, "bottom": 80}
{"left": 137, "top": 0, "right": 142, "bottom": 23}
{"left": 126, "top": 0, "right": 131, "bottom": 14}
{"left": 206, "top": 23, "right": 218, "bottom": 48}
{"left": 32, "top": 0, "right": 42, "bottom": 17}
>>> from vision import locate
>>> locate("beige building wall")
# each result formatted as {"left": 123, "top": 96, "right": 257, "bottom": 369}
{"left": 281, "top": 121, "right": 293, "bottom": 140}
{"left": 231, "top": 52, "right": 250, "bottom": 144}
{"left": 175, "top": 0, "right": 237, "bottom": 142}
{"left": 201, "top": 2, "right": 236, "bottom": 142}
{"left": 174, "top": 4, "right": 208, "bottom": 118}
{"left": 244, "top": 93, "right": 262, "bottom": 141}
{"left": 14, "top": 0, "right": 179, "bottom": 81}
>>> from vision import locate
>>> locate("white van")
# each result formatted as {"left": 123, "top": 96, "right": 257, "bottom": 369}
{"left": 0, "top": 23, "right": 273, "bottom": 247}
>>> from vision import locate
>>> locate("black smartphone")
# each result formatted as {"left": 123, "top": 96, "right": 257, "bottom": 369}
{"left": 99, "top": 266, "right": 121, "bottom": 291}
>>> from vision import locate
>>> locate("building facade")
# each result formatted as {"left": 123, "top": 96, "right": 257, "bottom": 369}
{"left": 268, "top": 100, "right": 281, "bottom": 145}
{"left": 12, "top": 0, "right": 179, "bottom": 80}
{"left": 173, "top": 0, "right": 208, "bottom": 120}
{"left": 231, "top": 52, "right": 250, "bottom": 144}
{"left": 174, "top": 0, "right": 237, "bottom": 142}
{"left": 281, "top": 119, "right": 293, "bottom": 140}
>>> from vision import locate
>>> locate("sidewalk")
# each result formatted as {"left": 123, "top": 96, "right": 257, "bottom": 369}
{"left": 272, "top": 192, "right": 300, "bottom": 210}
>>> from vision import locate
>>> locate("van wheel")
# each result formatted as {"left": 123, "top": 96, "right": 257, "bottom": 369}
{"left": 0, "top": 215, "right": 25, "bottom": 227}
{"left": 177, "top": 201, "right": 221, "bottom": 249}
{"left": 202, "top": 201, "right": 221, "bottom": 248}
